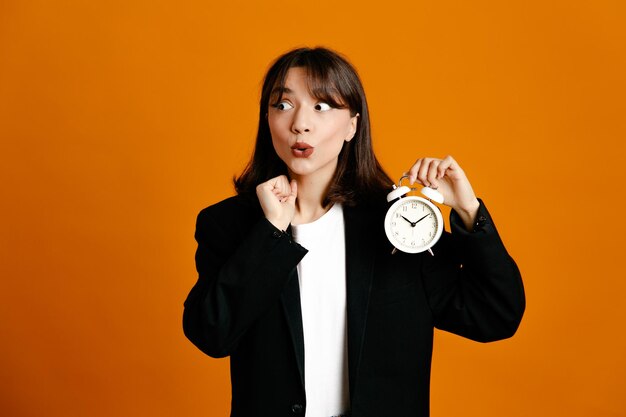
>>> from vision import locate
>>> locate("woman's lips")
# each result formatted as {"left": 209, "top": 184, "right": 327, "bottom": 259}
{"left": 291, "top": 142, "right": 314, "bottom": 158}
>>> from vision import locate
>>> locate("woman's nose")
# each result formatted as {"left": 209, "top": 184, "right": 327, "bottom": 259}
{"left": 291, "top": 107, "right": 311, "bottom": 134}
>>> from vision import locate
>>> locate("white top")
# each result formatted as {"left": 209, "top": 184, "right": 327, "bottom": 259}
{"left": 291, "top": 204, "right": 350, "bottom": 417}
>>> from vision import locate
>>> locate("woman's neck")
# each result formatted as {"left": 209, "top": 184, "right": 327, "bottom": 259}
{"left": 290, "top": 171, "right": 333, "bottom": 226}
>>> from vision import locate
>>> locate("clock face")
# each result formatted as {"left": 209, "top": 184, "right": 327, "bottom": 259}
{"left": 384, "top": 197, "right": 444, "bottom": 253}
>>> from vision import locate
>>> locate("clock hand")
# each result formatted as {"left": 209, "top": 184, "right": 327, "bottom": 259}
{"left": 403, "top": 214, "right": 430, "bottom": 227}
{"left": 414, "top": 214, "right": 431, "bottom": 225}
{"left": 401, "top": 215, "right": 414, "bottom": 226}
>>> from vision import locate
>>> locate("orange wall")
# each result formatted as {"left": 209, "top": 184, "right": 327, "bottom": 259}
{"left": 1, "top": 1, "right": 625, "bottom": 416}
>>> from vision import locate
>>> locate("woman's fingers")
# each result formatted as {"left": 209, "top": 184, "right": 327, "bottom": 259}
{"left": 407, "top": 158, "right": 422, "bottom": 185}
{"left": 437, "top": 155, "right": 454, "bottom": 179}
{"left": 405, "top": 155, "right": 478, "bottom": 215}
{"left": 408, "top": 155, "right": 461, "bottom": 186}
{"left": 286, "top": 179, "right": 298, "bottom": 203}
{"left": 425, "top": 159, "right": 441, "bottom": 188}
{"left": 256, "top": 175, "right": 297, "bottom": 230}
{"left": 268, "top": 175, "right": 290, "bottom": 197}
{"left": 408, "top": 158, "right": 440, "bottom": 187}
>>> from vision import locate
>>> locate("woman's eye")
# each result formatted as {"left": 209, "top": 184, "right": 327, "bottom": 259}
{"left": 315, "top": 102, "right": 332, "bottom": 112}
{"left": 274, "top": 101, "right": 293, "bottom": 111}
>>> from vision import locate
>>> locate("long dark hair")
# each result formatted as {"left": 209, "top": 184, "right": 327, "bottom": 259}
{"left": 234, "top": 47, "right": 393, "bottom": 206}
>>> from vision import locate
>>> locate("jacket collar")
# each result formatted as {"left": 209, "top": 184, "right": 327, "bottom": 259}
{"left": 280, "top": 203, "right": 378, "bottom": 398}
{"left": 344, "top": 204, "right": 377, "bottom": 399}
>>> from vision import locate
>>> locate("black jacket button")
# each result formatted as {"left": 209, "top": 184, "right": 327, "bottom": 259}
{"left": 291, "top": 403, "right": 304, "bottom": 414}
{"left": 272, "top": 230, "right": 282, "bottom": 238}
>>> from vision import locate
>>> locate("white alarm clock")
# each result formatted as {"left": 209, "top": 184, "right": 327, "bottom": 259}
{"left": 384, "top": 175, "right": 445, "bottom": 255}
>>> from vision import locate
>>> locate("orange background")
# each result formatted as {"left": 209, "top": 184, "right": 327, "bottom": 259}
{"left": 1, "top": 1, "right": 625, "bottom": 416}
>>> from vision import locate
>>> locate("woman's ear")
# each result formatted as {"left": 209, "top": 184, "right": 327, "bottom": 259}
{"left": 346, "top": 113, "right": 360, "bottom": 142}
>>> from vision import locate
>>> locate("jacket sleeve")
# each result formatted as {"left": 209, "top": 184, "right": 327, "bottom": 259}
{"left": 183, "top": 205, "right": 308, "bottom": 358}
{"left": 421, "top": 200, "right": 525, "bottom": 342}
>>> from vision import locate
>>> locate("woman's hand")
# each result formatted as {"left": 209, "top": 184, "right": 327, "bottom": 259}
{"left": 256, "top": 175, "right": 298, "bottom": 231}
{"left": 407, "top": 155, "right": 480, "bottom": 230}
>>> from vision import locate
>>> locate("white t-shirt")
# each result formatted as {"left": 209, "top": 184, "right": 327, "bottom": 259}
{"left": 291, "top": 204, "right": 350, "bottom": 417}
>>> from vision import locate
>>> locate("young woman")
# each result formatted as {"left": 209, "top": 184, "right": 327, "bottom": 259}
{"left": 183, "top": 47, "right": 525, "bottom": 417}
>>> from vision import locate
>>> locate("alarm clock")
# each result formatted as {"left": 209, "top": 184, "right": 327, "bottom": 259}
{"left": 384, "top": 175, "right": 445, "bottom": 255}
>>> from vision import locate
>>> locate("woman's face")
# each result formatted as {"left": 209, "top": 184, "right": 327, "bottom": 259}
{"left": 268, "top": 67, "right": 358, "bottom": 182}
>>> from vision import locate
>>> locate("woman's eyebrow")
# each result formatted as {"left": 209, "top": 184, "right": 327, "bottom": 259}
{"left": 271, "top": 86, "right": 293, "bottom": 96}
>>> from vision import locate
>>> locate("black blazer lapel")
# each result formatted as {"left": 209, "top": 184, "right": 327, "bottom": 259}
{"left": 281, "top": 268, "right": 306, "bottom": 389}
{"left": 344, "top": 204, "right": 377, "bottom": 399}
{"left": 279, "top": 205, "right": 379, "bottom": 398}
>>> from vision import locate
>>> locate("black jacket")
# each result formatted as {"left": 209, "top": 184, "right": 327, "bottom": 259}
{"left": 183, "top": 194, "right": 525, "bottom": 417}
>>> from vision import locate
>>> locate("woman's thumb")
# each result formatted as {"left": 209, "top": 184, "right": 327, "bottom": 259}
{"left": 287, "top": 179, "right": 298, "bottom": 203}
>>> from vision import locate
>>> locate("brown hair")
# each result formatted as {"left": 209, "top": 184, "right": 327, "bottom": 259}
{"left": 234, "top": 47, "right": 392, "bottom": 206}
